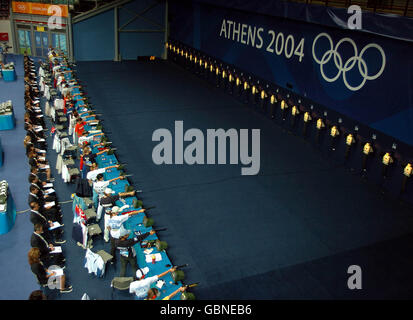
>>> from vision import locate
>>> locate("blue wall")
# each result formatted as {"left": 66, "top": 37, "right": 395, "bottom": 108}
{"left": 169, "top": 0, "right": 413, "bottom": 147}
{"left": 73, "top": 0, "right": 166, "bottom": 61}
{"left": 118, "top": 0, "right": 165, "bottom": 59}
{"left": 73, "top": 9, "right": 115, "bottom": 61}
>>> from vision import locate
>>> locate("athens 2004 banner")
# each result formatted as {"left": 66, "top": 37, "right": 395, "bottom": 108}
{"left": 169, "top": 1, "right": 413, "bottom": 147}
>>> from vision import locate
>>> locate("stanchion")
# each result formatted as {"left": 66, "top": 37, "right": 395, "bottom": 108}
{"left": 401, "top": 163, "right": 412, "bottom": 194}
{"left": 290, "top": 105, "right": 300, "bottom": 133}
{"left": 361, "top": 141, "right": 374, "bottom": 178}
{"left": 260, "top": 87, "right": 268, "bottom": 114}
{"left": 329, "top": 125, "right": 340, "bottom": 152}
{"left": 269, "top": 93, "right": 277, "bottom": 119}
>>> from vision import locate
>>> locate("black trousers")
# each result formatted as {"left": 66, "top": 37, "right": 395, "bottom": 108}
{"left": 119, "top": 255, "right": 138, "bottom": 278}
{"left": 110, "top": 236, "right": 117, "bottom": 264}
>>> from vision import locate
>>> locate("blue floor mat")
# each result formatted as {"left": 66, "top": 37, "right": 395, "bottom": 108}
{"left": 73, "top": 59, "right": 413, "bottom": 299}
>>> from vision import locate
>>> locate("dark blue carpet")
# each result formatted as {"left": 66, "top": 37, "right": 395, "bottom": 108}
{"left": 0, "top": 55, "right": 39, "bottom": 299}
{"left": 2, "top": 56, "right": 412, "bottom": 300}
{"left": 72, "top": 59, "right": 413, "bottom": 299}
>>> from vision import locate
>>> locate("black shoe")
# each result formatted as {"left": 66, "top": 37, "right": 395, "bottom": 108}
{"left": 60, "top": 287, "right": 72, "bottom": 293}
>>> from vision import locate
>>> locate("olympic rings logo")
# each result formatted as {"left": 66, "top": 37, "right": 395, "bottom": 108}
{"left": 312, "top": 33, "right": 386, "bottom": 91}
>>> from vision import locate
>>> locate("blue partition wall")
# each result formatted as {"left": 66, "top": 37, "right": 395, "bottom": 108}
{"left": 168, "top": 0, "right": 413, "bottom": 147}
{"left": 118, "top": 0, "right": 166, "bottom": 59}
{"left": 73, "top": 0, "right": 166, "bottom": 61}
{"left": 73, "top": 9, "right": 115, "bottom": 61}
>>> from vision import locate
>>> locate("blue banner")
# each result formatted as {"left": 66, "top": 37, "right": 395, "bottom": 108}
{"left": 169, "top": 1, "right": 413, "bottom": 146}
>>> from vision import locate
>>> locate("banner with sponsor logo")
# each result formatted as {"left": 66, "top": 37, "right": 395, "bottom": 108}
{"left": 12, "top": 1, "right": 68, "bottom": 18}
{"left": 169, "top": 1, "right": 413, "bottom": 147}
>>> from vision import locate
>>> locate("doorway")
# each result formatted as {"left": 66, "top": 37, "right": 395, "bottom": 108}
{"left": 34, "top": 28, "right": 49, "bottom": 57}
{"left": 15, "top": 22, "right": 68, "bottom": 58}
{"left": 17, "top": 25, "right": 31, "bottom": 55}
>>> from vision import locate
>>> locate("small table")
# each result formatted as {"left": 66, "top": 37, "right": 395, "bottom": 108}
{"left": 0, "top": 111, "right": 15, "bottom": 130}
{"left": 1, "top": 68, "right": 16, "bottom": 82}
{"left": 0, "top": 137, "right": 3, "bottom": 167}
{"left": 0, "top": 193, "right": 16, "bottom": 235}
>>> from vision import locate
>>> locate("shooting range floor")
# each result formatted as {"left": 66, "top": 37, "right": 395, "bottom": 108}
{"left": 73, "top": 59, "right": 413, "bottom": 299}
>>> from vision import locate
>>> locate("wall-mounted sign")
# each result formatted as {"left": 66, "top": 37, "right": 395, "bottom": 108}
{"left": 0, "top": 33, "right": 9, "bottom": 41}
{"left": 12, "top": 2, "right": 68, "bottom": 18}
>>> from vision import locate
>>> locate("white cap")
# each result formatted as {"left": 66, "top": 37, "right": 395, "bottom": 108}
{"left": 136, "top": 267, "right": 150, "bottom": 279}
{"left": 104, "top": 188, "right": 114, "bottom": 194}
{"left": 111, "top": 206, "right": 120, "bottom": 213}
